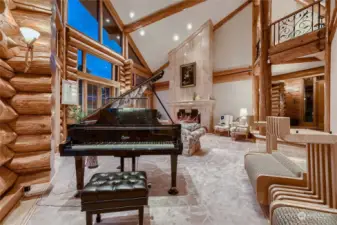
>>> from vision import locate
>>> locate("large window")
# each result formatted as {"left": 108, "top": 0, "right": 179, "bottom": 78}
{"left": 87, "top": 83, "right": 98, "bottom": 114}
{"left": 68, "top": 0, "right": 99, "bottom": 41}
{"left": 68, "top": 0, "right": 122, "bottom": 54}
{"left": 102, "top": 3, "right": 122, "bottom": 54}
{"left": 128, "top": 44, "right": 144, "bottom": 66}
{"left": 86, "top": 53, "right": 113, "bottom": 80}
{"left": 102, "top": 87, "right": 111, "bottom": 105}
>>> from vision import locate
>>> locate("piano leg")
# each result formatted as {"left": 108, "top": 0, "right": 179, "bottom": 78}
{"left": 75, "top": 156, "right": 85, "bottom": 198}
{"left": 132, "top": 157, "right": 136, "bottom": 171}
{"left": 120, "top": 157, "right": 125, "bottom": 172}
{"left": 168, "top": 154, "right": 179, "bottom": 195}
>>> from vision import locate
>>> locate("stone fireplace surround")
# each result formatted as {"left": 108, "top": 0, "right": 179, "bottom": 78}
{"left": 166, "top": 21, "right": 214, "bottom": 131}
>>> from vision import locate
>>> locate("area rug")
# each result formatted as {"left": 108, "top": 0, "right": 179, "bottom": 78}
{"left": 21, "top": 134, "right": 306, "bottom": 225}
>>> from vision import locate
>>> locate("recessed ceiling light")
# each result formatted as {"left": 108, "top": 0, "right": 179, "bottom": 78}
{"left": 173, "top": 34, "right": 179, "bottom": 41}
{"left": 139, "top": 29, "right": 145, "bottom": 36}
{"left": 129, "top": 11, "right": 135, "bottom": 19}
{"left": 187, "top": 23, "right": 192, "bottom": 30}
{"left": 106, "top": 18, "right": 110, "bottom": 23}
{"left": 116, "top": 35, "right": 120, "bottom": 40}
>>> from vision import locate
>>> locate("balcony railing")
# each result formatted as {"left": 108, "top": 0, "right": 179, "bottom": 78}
{"left": 270, "top": 0, "right": 325, "bottom": 46}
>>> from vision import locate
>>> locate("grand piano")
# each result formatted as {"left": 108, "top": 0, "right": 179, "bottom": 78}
{"left": 59, "top": 71, "right": 183, "bottom": 195}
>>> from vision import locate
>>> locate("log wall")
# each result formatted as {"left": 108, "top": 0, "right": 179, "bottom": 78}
{"left": 271, "top": 83, "right": 286, "bottom": 117}
{"left": 0, "top": 0, "right": 52, "bottom": 221}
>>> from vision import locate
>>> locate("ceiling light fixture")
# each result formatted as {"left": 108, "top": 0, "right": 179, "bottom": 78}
{"left": 187, "top": 23, "right": 192, "bottom": 30}
{"left": 116, "top": 35, "right": 120, "bottom": 40}
{"left": 173, "top": 34, "right": 179, "bottom": 41}
{"left": 129, "top": 11, "right": 135, "bottom": 19}
{"left": 139, "top": 29, "right": 145, "bottom": 36}
{"left": 106, "top": 18, "right": 110, "bottom": 23}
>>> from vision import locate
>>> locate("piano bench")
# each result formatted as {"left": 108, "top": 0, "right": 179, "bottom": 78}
{"left": 81, "top": 171, "right": 149, "bottom": 225}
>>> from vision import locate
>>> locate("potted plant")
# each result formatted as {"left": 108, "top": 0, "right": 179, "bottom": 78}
{"left": 67, "top": 105, "right": 86, "bottom": 124}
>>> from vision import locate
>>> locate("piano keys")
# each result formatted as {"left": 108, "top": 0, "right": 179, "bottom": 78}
{"left": 59, "top": 70, "right": 183, "bottom": 195}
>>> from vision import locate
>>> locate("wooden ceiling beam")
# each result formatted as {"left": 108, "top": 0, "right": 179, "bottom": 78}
{"left": 272, "top": 66, "right": 324, "bottom": 82}
{"left": 153, "top": 61, "right": 169, "bottom": 75}
{"left": 103, "top": 0, "right": 124, "bottom": 30}
{"left": 213, "top": 0, "right": 252, "bottom": 31}
{"left": 213, "top": 66, "right": 252, "bottom": 77}
{"left": 124, "top": 0, "right": 206, "bottom": 33}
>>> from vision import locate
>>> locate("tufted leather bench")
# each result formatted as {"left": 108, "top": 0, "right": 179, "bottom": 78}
{"left": 81, "top": 171, "right": 148, "bottom": 225}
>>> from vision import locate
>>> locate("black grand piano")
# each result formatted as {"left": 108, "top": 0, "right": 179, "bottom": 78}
{"left": 59, "top": 71, "right": 183, "bottom": 195}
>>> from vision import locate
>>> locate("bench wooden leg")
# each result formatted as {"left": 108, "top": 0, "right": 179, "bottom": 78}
{"left": 86, "top": 212, "right": 92, "bottom": 225}
{"left": 139, "top": 206, "right": 144, "bottom": 225}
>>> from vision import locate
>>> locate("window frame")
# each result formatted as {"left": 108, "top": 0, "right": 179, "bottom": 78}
{"left": 78, "top": 79, "right": 115, "bottom": 115}
{"left": 66, "top": 0, "right": 123, "bottom": 56}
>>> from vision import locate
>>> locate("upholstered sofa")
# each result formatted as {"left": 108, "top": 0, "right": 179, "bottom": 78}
{"left": 180, "top": 122, "right": 206, "bottom": 156}
{"left": 244, "top": 151, "right": 306, "bottom": 205}
{"left": 270, "top": 200, "right": 337, "bottom": 225}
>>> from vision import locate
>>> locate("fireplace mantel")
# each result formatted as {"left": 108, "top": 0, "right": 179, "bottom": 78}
{"left": 168, "top": 100, "right": 215, "bottom": 107}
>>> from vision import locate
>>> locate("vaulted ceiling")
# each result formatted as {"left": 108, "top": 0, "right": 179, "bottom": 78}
{"left": 112, "top": 0, "right": 247, "bottom": 71}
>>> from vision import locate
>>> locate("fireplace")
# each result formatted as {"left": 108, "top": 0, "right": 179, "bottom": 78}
{"left": 168, "top": 100, "right": 215, "bottom": 132}
{"left": 177, "top": 109, "right": 201, "bottom": 124}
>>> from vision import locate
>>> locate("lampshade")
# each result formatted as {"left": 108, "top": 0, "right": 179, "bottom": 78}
{"left": 240, "top": 108, "right": 248, "bottom": 117}
{"left": 20, "top": 27, "right": 40, "bottom": 45}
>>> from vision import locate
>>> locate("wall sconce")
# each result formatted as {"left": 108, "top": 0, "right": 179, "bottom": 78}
{"left": 20, "top": 27, "right": 40, "bottom": 73}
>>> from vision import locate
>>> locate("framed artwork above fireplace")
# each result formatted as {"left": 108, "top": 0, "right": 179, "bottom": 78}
{"left": 180, "top": 62, "right": 196, "bottom": 88}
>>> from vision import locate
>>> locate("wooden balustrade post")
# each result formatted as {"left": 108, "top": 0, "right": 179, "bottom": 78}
{"left": 259, "top": 0, "right": 272, "bottom": 135}
{"left": 252, "top": 0, "right": 259, "bottom": 125}
{"left": 325, "top": 0, "right": 331, "bottom": 132}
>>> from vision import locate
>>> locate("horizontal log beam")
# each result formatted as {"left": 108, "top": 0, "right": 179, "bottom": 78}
{"left": 273, "top": 56, "right": 321, "bottom": 65}
{"left": 8, "top": 134, "right": 51, "bottom": 153}
{"left": 213, "top": 66, "right": 252, "bottom": 77}
{"left": 10, "top": 74, "right": 52, "bottom": 93}
{"left": 6, "top": 151, "right": 50, "bottom": 174}
{"left": 124, "top": 0, "right": 206, "bottom": 33}
{"left": 10, "top": 93, "right": 52, "bottom": 115}
{"left": 67, "top": 26, "right": 125, "bottom": 62}
{"left": 272, "top": 66, "right": 324, "bottom": 82}
{"left": 270, "top": 39, "right": 325, "bottom": 64}
{"left": 153, "top": 81, "right": 169, "bottom": 91}
{"left": 9, "top": 115, "right": 51, "bottom": 135}
{"left": 6, "top": 51, "right": 51, "bottom": 74}
{"left": 68, "top": 37, "right": 124, "bottom": 67}
{"left": 213, "top": 71, "right": 252, "bottom": 84}
{"left": 13, "top": 0, "right": 52, "bottom": 14}
{"left": 16, "top": 170, "right": 50, "bottom": 188}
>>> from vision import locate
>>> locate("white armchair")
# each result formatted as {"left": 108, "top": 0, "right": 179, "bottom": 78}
{"left": 214, "top": 115, "right": 234, "bottom": 136}
{"left": 230, "top": 115, "right": 254, "bottom": 141}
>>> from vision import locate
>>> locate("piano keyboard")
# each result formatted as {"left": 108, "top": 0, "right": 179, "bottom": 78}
{"left": 71, "top": 141, "right": 175, "bottom": 150}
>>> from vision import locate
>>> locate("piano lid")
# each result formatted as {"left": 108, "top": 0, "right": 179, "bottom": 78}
{"left": 82, "top": 70, "right": 164, "bottom": 122}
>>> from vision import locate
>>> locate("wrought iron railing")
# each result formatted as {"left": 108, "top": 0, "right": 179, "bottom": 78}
{"left": 270, "top": 0, "right": 325, "bottom": 46}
